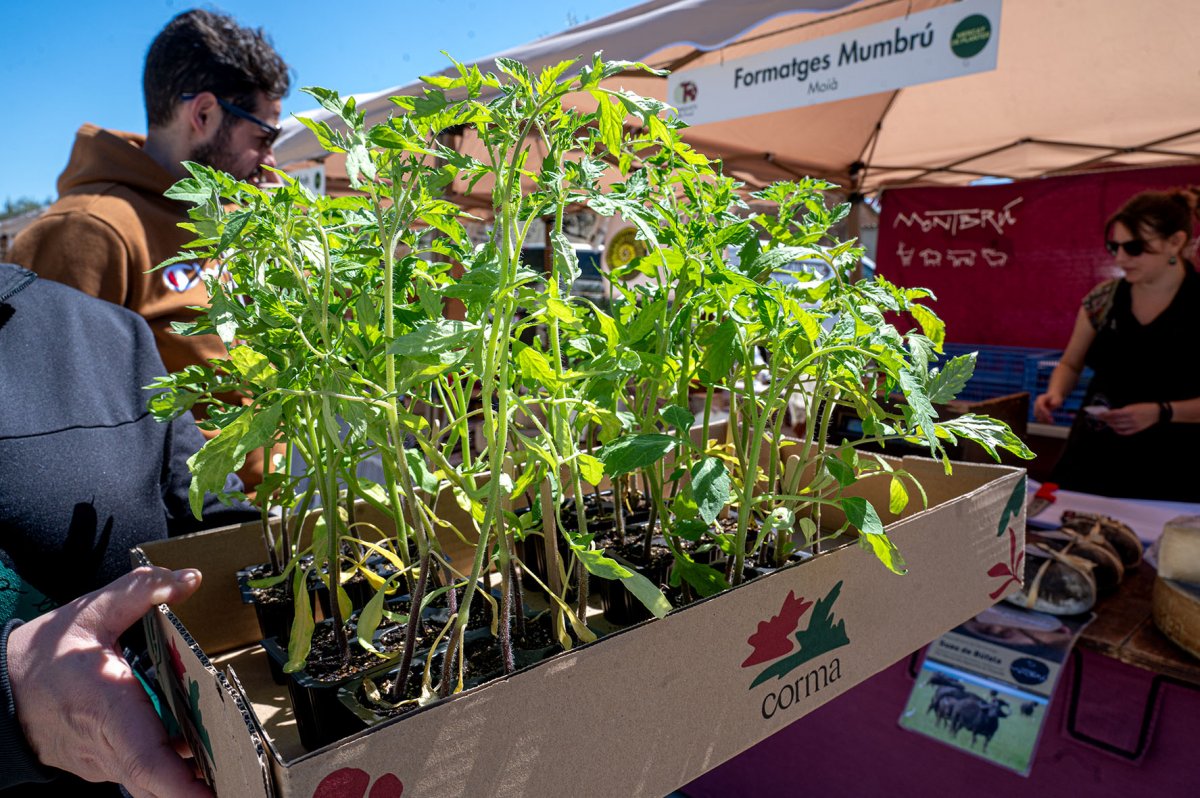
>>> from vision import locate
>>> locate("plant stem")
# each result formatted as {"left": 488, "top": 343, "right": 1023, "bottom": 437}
{"left": 509, "top": 559, "right": 525, "bottom": 638}
{"left": 390, "top": 549, "right": 430, "bottom": 701}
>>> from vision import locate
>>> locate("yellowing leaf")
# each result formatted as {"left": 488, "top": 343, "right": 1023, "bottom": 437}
{"left": 546, "top": 297, "right": 577, "bottom": 323}
{"left": 889, "top": 476, "right": 909, "bottom": 515}
{"left": 578, "top": 453, "right": 604, "bottom": 486}
{"left": 911, "top": 304, "right": 945, "bottom": 351}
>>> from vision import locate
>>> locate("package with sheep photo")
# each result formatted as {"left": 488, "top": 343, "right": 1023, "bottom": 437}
{"left": 899, "top": 603, "right": 1094, "bottom": 775}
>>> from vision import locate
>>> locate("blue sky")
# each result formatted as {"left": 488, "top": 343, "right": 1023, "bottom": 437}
{"left": 0, "top": 0, "right": 639, "bottom": 204}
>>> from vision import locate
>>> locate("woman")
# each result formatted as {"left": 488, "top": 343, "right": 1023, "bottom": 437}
{"left": 1034, "top": 188, "right": 1200, "bottom": 501}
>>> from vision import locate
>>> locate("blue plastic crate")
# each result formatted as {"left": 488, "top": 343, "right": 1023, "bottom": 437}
{"left": 936, "top": 344, "right": 1055, "bottom": 404}
{"left": 1023, "top": 354, "right": 1092, "bottom": 427}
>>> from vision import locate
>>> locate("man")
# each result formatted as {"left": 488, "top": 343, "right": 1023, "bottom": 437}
{"left": 11, "top": 8, "right": 291, "bottom": 490}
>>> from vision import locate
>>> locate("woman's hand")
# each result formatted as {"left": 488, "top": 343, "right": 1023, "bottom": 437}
{"left": 1033, "top": 391, "right": 1062, "bottom": 424}
{"left": 6, "top": 566, "right": 213, "bottom": 798}
{"left": 1099, "top": 403, "right": 1159, "bottom": 436}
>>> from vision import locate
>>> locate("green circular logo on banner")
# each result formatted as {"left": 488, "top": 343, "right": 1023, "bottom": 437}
{"left": 950, "top": 14, "right": 992, "bottom": 59}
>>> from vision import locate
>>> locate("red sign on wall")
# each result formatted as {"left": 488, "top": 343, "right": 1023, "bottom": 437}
{"left": 875, "top": 164, "right": 1200, "bottom": 349}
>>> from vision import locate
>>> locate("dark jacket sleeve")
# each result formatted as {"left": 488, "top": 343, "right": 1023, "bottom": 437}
{"left": 0, "top": 620, "right": 54, "bottom": 789}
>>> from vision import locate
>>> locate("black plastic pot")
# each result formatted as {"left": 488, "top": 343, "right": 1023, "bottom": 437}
{"left": 517, "top": 532, "right": 578, "bottom": 601}
{"left": 236, "top": 566, "right": 293, "bottom": 643}
{"left": 261, "top": 618, "right": 411, "bottom": 751}
{"left": 597, "top": 543, "right": 672, "bottom": 626}
{"left": 337, "top": 620, "right": 559, "bottom": 731}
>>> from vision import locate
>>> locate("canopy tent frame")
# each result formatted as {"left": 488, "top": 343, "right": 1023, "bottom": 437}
{"left": 274, "top": 0, "right": 1200, "bottom": 203}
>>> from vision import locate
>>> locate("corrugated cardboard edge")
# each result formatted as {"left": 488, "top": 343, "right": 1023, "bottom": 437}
{"left": 133, "top": 548, "right": 275, "bottom": 798}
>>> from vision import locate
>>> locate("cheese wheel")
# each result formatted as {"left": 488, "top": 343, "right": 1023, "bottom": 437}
{"left": 1156, "top": 515, "right": 1200, "bottom": 584}
{"left": 1152, "top": 576, "right": 1200, "bottom": 660}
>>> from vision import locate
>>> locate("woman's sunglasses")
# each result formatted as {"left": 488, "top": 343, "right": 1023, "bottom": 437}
{"left": 1104, "top": 239, "right": 1148, "bottom": 257}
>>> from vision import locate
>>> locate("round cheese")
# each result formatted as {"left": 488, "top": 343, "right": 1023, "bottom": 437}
{"left": 1152, "top": 576, "right": 1200, "bottom": 660}
{"left": 1156, "top": 516, "right": 1200, "bottom": 584}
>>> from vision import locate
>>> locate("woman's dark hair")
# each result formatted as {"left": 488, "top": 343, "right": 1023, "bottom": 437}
{"left": 143, "top": 9, "right": 291, "bottom": 127}
{"left": 1105, "top": 186, "right": 1200, "bottom": 244}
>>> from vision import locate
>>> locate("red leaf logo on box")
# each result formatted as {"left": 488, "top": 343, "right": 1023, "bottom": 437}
{"left": 742, "top": 590, "right": 813, "bottom": 667}
{"left": 313, "top": 768, "right": 403, "bottom": 798}
{"left": 168, "top": 636, "right": 187, "bottom": 684}
{"left": 746, "top": 581, "right": 849, "bottom": 689}
{"left": 987, "top": 526, "right": 1024, "bottom": 600}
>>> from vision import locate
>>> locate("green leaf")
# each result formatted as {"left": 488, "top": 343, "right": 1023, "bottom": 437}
{"left": 691, "top": 457, "right": 731, "bottom": 525}
{"left": 186, "top": 403, "right": 280, "bottom": 518}
{"left": 284, "top": 567, "right": 314, "bottom": 673}
{"left": 495, "top": 56, "right": 533, "bottom": 89}
{"left": 592, "top": 91, "right": 625, "bottom": 155}
{"left": 387, "top": 319, "right": 479, "bottom": 356}
{"left": 898, "top": 368, "right": 939, "bottom": 451}
{"left": 404, "top": 448, "right": 440, "bottom": 493}
{"left": 579, "top": 547, "right": 672, "bottom": 619}
{"left": 660, "top": 404, "right": 694, "bottom": 433}
{"left": 927, "top": 354, "right": 976, "bottom": 404}
{"left": 538, "top": 58, "right": 578, "bottom": 93}
{"left": 345, "top": 143, "right": 376, "bottom": 188}
{"left": 794, "top": 308, "right": 823, "bottom": 344}
{"left": 590, "top": 304, "right": 619, "bottom": 354}
{"left": 840, "top": 496, "right": 882, "bottom": 534}
{"left": 841, "top": 496, "right": 906, "bottom": 574}
{"left": 295, "top": 116, "right": 344, "bottom": 153}
{"left": 626, "top": 298, "right": 666, "bottom": 344}
{"left": 442, "top": 262, "right": 501, "bottom": 308}
{"left": 550, "top": 230, "right": 582, "bottom": 294}
{"left": 578, "top": 453, "right": 604, "bottom": 486}
{"left": 700, "top": 319, "right": 737, "bottom": 382}
{"left": 598, "top": 433, "right": 676, "bottom": 477}
{"left": 218, "top": 210, "right": 251, "bottom": 252}
{"left": 619, "top": 568, "right": 672, "bottom": 619}
{"left": 673, "top": 556, "right": 729, "bottom": 598}
{"left": 164, "top": 176, "right": 214, "bottom": 206}
{"left": 575, "top": 548, "right": 632, "bottom": 580}
{"left": 514, "top": 341, "right": 560, "bottom": 388}
{"left": 207, "top": 288, "right": 241, "bottom": 346}
{"left": 739, "top": 246, "right": 810, "bottom": 280}
{"left": 797, "top": 517, "right": 818, "bottom": 545}
{"left": 229, "top": 346, "right": 277, "bottom": 385}
{"left": 938, "top": 414, "right": 1035, "bottom": 461}
{"left": 546, "top": 297, "right": 577, "bottom": 323}
{"left": 824, "top": 455, "right": 856, "bottom": 487}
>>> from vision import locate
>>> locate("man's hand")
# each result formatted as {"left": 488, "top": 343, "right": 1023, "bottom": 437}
{"left": 7, "top": 566, "right": 213, "bottom": 797}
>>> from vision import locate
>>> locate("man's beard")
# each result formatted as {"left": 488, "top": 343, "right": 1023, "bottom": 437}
{"left": 189, "top": 123, "right": 259, "bottom": 183}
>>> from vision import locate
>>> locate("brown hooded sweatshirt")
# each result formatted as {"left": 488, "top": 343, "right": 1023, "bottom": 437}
{"left": 12, "top": 124, "right": 265, "bottom": 488}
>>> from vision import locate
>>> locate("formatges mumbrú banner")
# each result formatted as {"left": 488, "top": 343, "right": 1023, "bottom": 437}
{"left": 667, "top": 0, "right": 1001, "bottom": 126}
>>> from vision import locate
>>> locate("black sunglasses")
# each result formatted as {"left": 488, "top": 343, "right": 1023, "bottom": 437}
{"left": 181, "top": 93, "right": 281, "bottom": 146}
{"left": 1104, "top": 239, "right": 1148, "bottom": 257}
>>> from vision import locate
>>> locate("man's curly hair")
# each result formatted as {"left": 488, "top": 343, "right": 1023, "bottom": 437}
{"left": 144, "top": 8, "right": 291, "bottom": 127}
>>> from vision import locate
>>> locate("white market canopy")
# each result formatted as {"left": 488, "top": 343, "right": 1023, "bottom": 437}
{"left": 274, "top": 0, "right": 1200, "bottom": 195}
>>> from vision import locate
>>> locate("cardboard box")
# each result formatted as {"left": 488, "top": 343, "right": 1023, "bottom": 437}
{"left": 136, "top": 458, "right": 1026, "bottom": 798}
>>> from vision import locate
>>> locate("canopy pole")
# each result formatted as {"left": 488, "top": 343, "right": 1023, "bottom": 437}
{"left": 846, "top": 91, "right": 896, "bottom": 281}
